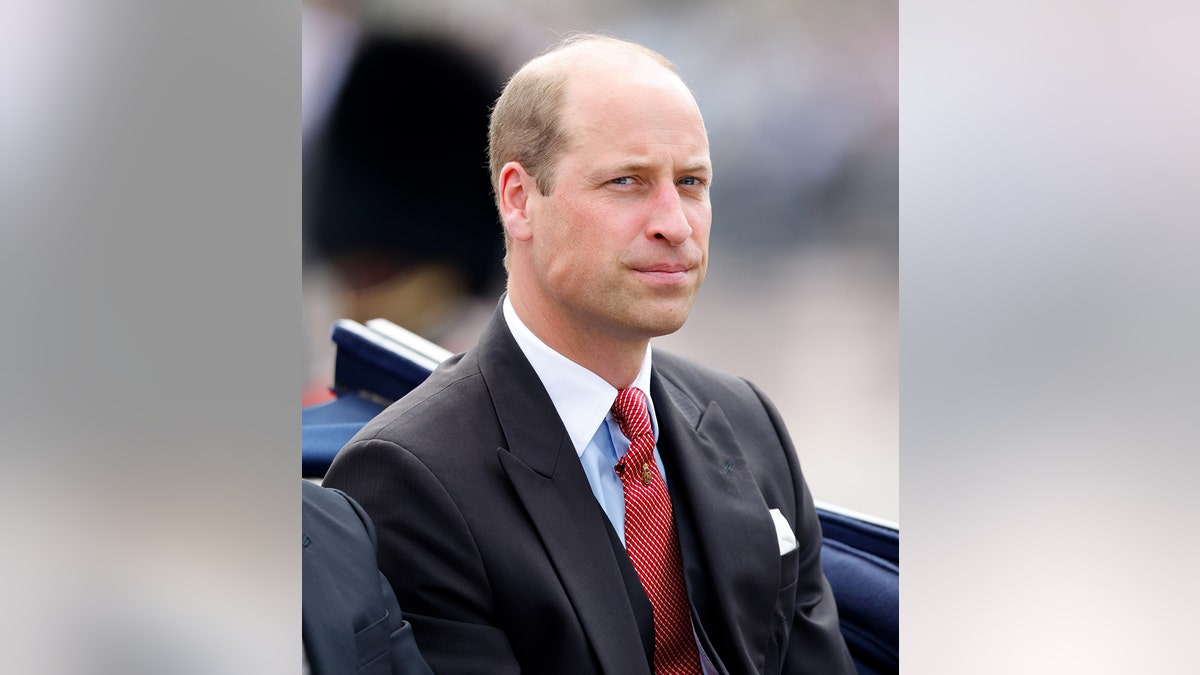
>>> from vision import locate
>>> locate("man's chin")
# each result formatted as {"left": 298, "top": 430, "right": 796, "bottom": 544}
{"left": 636, "top": 305, "right": 693, "bottom": 338}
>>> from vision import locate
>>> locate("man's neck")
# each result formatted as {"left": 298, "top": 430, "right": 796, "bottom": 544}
{"left": 507, "top": 292, "right": 648, "bottom": 390}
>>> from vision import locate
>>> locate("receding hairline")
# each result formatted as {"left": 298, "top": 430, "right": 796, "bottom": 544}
{"left": 519, "top": 36, "right": 702, "bottom": 156}
{"left": 488, "top": 34, "right": 692, "bottom": 193}
{"left": 519, "top": 33, "right": 682, "bottom": 85}
{"left": 488, "top": 34, "right": 700, "bottom": 270}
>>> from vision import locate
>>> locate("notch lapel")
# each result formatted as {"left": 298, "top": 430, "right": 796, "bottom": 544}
{"left": 477, "top": 312, "right": 651, "bottom": 675}
{"left": 652, "top": 371, "right": 779, "bottom": 675}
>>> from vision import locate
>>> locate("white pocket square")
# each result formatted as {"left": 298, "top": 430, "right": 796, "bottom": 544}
{"left": 769, "top": 508, "right": 797, "bottom": 555}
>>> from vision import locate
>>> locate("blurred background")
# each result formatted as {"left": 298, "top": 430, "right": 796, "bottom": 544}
{"left": 12, "top": 0, "right": 1200, "bottom": 671}
{"left": 302, "top": 0, "right": 898, "bottom": 521}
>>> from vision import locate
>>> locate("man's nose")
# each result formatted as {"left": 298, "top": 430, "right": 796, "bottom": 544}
{"left": 646, "top": 185, "right": 693, "bottom": 245}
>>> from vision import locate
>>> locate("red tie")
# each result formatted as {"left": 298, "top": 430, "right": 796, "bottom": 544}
{"left": 612, "top": 387, "right": 703, "bottom": 675}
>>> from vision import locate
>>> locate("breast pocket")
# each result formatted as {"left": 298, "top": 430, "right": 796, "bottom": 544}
{"left": 354, "top": 611, "right": 393, "bottom": 674}
{"left": 765, "top": 544, "right": 800, "bottom": 673}
{"left": 776, "top": 543, "right": 800, "bottom": 620}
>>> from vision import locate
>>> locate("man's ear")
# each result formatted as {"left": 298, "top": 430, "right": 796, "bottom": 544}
{"left": 498, "top": 161, "right": 536, "bottom": 242}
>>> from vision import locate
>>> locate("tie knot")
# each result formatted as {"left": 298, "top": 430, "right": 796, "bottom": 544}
{"left": 612, "top": 387, "right": 652, "bottom": 440}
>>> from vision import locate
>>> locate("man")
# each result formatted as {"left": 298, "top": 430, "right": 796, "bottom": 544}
{"left": 302, "top": 480, "right": 433, "bottom": 675}
{"left": 323, "top": 33, "right": 854, "bottom": 674}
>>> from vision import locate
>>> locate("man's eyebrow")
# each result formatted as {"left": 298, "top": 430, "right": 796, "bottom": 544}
{"left": 678, "top": 161, "right": 713, "bottom": 176}
{"left": 589, "top": 161, "right": 652, "bottom": 178}
{"left": 588, "top": 160, "right": 713, "bottom": 179}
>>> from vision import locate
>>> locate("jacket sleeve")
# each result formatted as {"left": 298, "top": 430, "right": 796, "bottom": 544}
{"left": 324, "top": 438, "right": 522, "bottom": 675}
{"left": 328, "top": 487, "right": 435, "bottom": 675}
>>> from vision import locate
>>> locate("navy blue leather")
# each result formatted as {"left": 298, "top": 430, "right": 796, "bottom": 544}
{"left": 818, "top": 510, "right": 899, "bottom": 674}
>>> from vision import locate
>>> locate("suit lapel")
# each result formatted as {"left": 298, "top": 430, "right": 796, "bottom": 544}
{"left": 652, "top": 369, "right": 779, "bottom": 675}
{"left": 476, "top": 310, "right": 651, "bottom": 675}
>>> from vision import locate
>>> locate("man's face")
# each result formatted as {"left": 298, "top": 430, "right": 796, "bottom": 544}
{"left": 522, "top": 63, "right": 712, "bottom": 346}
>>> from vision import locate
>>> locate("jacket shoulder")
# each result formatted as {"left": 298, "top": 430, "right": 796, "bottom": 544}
{"left": 652, "top": 349, "right": 766, "bottom": 408}
{"left": 348, "top": 349, "right": 492, "bottom": 446}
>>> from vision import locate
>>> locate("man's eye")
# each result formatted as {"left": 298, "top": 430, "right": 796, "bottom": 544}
{"left": 678, "top": 176, "right": 702, "bottom": 186}
{"left": 610, "top": 176, "right": 633, "bottom": 185}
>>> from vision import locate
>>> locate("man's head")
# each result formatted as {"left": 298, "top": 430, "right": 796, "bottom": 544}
{"left": 489, "top": 33, "right": 713, "bottom": 362}
{"left": 487, "top": 34, "right": 680, "bottom": 210}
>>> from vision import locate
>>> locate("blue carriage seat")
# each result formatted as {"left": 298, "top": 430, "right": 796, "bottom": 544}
{"left": 814, "top": 502, "right": 899, "bottom": 674}
{"left": 302, "top": 319, "right": 452, "bottom": 477}
{"left": 302, "top": 318, "right": 898, "bottom": 674}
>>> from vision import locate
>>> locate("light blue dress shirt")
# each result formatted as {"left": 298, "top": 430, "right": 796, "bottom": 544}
{"left": 502, "top": 297, "right": 668, "bottom": 543}
{"left": 502, "top": 297, "right": 718, "bottom": 674}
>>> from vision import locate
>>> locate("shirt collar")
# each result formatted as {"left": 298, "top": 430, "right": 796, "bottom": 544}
{"left": 503, "top": 295, "right": 655, "bottom": 457}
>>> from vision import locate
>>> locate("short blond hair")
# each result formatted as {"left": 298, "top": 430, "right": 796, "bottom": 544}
{"left": 487, "top": 33, "right": 681, "bottom": 269}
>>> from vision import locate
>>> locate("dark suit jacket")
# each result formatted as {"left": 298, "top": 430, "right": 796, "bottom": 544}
{"left": 302, "top": 480, "right": 433, "bottom": 675}
{"left": 323, "top": 306, "right": 854, "bottom": 674}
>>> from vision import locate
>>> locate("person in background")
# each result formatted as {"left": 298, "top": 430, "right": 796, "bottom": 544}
{"left": 302, "top": 480, "right": 432, "bottom": 675}
{"left": 303, "top": 28, "right": 505, "bottom": 404}
{"left": 324, "top": 33, "right": 854, "bottom": 674}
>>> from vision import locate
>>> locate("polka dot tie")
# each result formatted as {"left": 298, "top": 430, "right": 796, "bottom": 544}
{"left": 612, "top": 387, "right": 702, "bottom": 675}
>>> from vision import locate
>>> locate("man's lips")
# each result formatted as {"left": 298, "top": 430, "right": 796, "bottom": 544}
{"left": 636, "top": 263, "right": 692, "bottom": 274}
{"left": 631, "top": 262, "right": 696, "bottom": 284}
